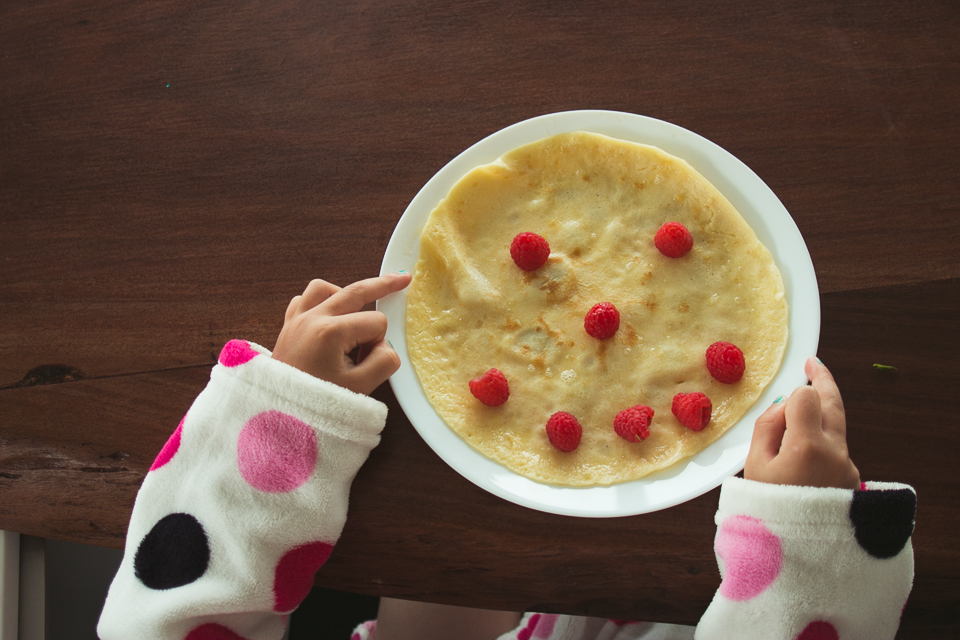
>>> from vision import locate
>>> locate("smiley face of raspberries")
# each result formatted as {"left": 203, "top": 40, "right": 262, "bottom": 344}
{"left": 510, "top": 232, "right": 551, "bottom": 271}
{"left": 465, "top": 226, "right": 740, "bottom": 453}
{"left": 468, "top": 368, "right": 510, "bottom": 406}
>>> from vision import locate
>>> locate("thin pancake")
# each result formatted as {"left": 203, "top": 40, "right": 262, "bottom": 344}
{"left": 406, "top": 132, "right": 788, "bottom": 486}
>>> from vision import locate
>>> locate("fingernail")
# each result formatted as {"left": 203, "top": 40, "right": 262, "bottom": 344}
{"left": 387, "top": 340, "right": 394, "bottom": 348}
{"left": 816, "top": 357, "right": 823, "bottom": 364}
{"left": 773, "top": 396, "right": 784, "bottom": 404}
{"left": 397, "top": 270, "right": 407, "bottom": 274}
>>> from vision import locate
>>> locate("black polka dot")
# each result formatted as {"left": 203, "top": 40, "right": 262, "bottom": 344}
{"left": 134, "top": 513, "right": 210, "bottom": 590}
{"left": 849, "top": 488, "right": 916, "bottom": 559}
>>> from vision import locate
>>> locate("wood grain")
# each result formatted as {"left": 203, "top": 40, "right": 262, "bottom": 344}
{"left": 3, "top": 0, "right": 959, "bottom": 385}
{"left": 2, "top": 0, "right": 959, "bottom": 635}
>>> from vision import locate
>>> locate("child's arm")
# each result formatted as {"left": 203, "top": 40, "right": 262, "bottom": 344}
{"left": 694, "top": 358, "right": 915, "bottom": 640}
{"left": 97, "top": 273, "right": 411, "bottom": 640}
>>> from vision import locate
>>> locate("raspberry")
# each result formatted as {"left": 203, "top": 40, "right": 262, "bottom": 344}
{"left": 671, "top": 392, "right": 712, "bottom": 431}
{"left": 654, "top": 221, "right": 694, "bottom": 258}
{"left": 705, "top": 341, "right": 745, "bottom": 384}
{"left": 545, "top": 411, "right": 582, "bottom": 452}
{"left": 614, "top": 405, "right": 654, "bottom": 442}
{"left": 510, "top": 232, "right": 551, "bottom": 271}
{"left": 468, "top": 368, "right": 510, "bottom": 406}
{"left": 584, "top": 302, "right": 620, "bottom": 339}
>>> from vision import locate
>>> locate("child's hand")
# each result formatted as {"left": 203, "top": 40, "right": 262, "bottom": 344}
{"left": 271, "top": 272, "right": 412, "bottom": 396}
{"left": 745, "top": 357, "right": 861, "bottom": 489}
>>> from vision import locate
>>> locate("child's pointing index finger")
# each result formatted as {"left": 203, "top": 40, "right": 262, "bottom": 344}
{"left": 804, "top": 357, "right": 846, "bottom": 437}
{"left": 318, "top": 271, "right": 412, "bottom": 316}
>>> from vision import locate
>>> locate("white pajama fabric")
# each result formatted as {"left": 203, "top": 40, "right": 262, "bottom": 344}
{"left": 98, "top": 340, "right": 915, "bottom": 640}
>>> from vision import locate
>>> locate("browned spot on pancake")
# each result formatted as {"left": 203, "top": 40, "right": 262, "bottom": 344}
{"left": 634, "top": 181, "right": 646, "bottom": 190}
{"left": 674, "top": 193, "right": 685, "bottom": 203}
{"left": 622, "top": 324, "right": 639, "bottom": 346}
{"left": 571, "top": 247, "right": 582, "bottom": 258}
{"left": 521, "top": 345, "right": 531, "bottom": 355}
{"left": 540, "top": 276, "right": 578, "bottom": 304}
{"left": 523, "top": 272, "right": 537, "bottom": 285}
{"left": 503, "top": 318, "right": 522, "bottom": 331}
{"left": 594, "top": 342, "right": 610, "bottom": 373}
{"left": 641, "top": 271, "right": 653, "bottom": 284}
{"left": 532, "top": 355, "right": 546, "bottom": 371}
{"left": 644, "top": 297, "right": 658, "bottom": 312}
{"left": 678, "top": 303, "right": 690, "bottom": 313}
{"left": 536, "top": 314, "right": 562, "bottom": 341}
{"left": 582, "top": 174, "right": 591, "bottom": 182}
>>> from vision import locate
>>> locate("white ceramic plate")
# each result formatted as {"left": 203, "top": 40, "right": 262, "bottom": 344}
{"left": 377, "top": 110, "right": 819, "bottom": 517}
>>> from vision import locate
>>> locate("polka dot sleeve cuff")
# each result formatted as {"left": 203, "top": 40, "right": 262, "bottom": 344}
{"left": 695, "top": 477, "right": 916, "bottom": 640}
{"left": 98, "top": 340, "right": 389, "bottom": 640}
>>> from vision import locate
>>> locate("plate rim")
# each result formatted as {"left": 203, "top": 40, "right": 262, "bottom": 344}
{"left": 378, "top": 109, "right": 820, "bottom": 518}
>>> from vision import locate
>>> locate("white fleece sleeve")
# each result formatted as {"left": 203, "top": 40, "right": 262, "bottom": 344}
{"left": 97, "top": 340, "right": 389, "bottom": 640}
{"left": 694, "top": 476, "right": 916, "bottom": 640}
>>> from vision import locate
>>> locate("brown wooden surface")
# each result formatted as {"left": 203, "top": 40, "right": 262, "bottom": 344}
{"left": 2, "top": 0, "right": 958, "bottom": 635}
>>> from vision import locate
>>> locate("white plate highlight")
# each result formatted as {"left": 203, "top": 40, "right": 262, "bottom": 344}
{"left": 378, "top": 110, "right": 819, "bottom": 517}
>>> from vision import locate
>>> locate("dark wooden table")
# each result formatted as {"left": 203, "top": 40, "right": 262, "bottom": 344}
{"left": 2, "top": 1, "right": 958, "bottom": 636}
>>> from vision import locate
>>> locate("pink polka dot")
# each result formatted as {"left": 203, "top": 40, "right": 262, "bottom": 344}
{"left": 219, "top": 340, "right": 258, "bottom": 367}
{"left": 716, "top": 515, "right": 783, "bottom": 601}
{"left": 517, "top": 614, "right": 540, "bottom": 640}
{"left": 533, "top": 613, "right": 558, "bottom": 638}
{"left": 150, "top": 417, "right": 184, "bottom": 471}
{"left": 185, "top": 623, "right": 250, "bottom": 640}
{"left": 795, "top": 620, "right": 839, "bottom": 640}
{"left": 860, "top": 481, "right": 868, "bottom": 491}
{"left": 237, "top": 411, "right": 317, "bottom": 493}
{"left": 351, "top": 620, "right": 377, "bottom": 640}
{"left": 273, "top": 541, "right": 335, "bottom": 612}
